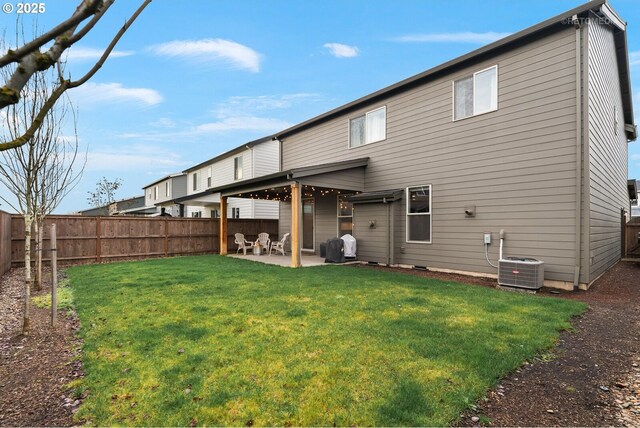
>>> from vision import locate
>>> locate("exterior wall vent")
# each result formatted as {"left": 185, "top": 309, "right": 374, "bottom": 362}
{"left": 498, "top": 257, "right": 545, "bottom": 290}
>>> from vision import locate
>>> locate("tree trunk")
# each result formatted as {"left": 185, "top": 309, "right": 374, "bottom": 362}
{"left": 23, "top": 216, "right": 33, "bottom": 333}
{"left": 34, "top": 221, "right": 42, "bottom": 291}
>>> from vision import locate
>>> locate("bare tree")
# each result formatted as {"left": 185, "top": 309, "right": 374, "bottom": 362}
{"left": 0, "top": 0, "right": 151, "bottom": 151}
{"left": 0, "top": 55, "right": 84, "bottom": 332}
{"left": 87, "top": 177, "right": 122, "bottom": 208}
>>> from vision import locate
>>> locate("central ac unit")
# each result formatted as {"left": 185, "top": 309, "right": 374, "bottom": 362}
{"left": 498, "top": 257, "right": 545, "bottom": 290}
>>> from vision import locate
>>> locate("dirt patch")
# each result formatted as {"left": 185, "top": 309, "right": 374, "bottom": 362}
{"left": 352, "top": 261, "right": 640, "bottom": 426}
{"left": 0, "top": 268, "right": 82, "bottom": 427}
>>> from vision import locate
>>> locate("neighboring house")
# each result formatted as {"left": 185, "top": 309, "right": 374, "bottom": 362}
{"left": 142, "top": 173, "right": 187, "bottom": 217}
{"left": 174, "top": 136, "right": 280, "bottom": 219}
{"left": 215, "top": 0, "right": 636, "bottom": 290}
{"left": 77, "top": 196, "right": 155, "bottom": 216}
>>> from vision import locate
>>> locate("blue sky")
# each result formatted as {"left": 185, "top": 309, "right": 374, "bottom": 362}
{"left": 2, "top": 0, "right": 639, "bottom": 213}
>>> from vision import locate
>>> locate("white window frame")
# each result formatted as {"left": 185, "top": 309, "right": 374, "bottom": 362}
{"left": 405, "top": 185, "right": 432, "bottom": 244}
{"left": 337, "top": 194, "right": 354, "bottom": 236}
{"left": 192, "top": 172, "right": 198, "bottom": 191}
{"left": 232, "top": 207, "right": 240, "bottom": 219}
{"left": 348, "top": 105, "right": 387, "bottom": 149}
{"left": 153, "top": 186, "right": 158, "bottom": 201}
{"left": 452, "top": 65, "right": 498, "bottom": 121}
{"left": 165, "top": 181, "right": 170, "bottom": 197}
{"left": 234, "top": 156, "right": 243, "bottom": 180}
{"left": 207, "top": 167, "right": 212, "bottom": 187}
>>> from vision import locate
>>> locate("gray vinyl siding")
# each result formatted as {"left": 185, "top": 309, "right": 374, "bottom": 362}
{"left": 172, "top": 175, "right": 187, "bottom": 199}
{"left": 282, "top": 27, "right": 581, "bottom": 282}
{"left": 253, "top": 140, "right": 280, "bottom": 177}
{"left": 586, "top": 18, "right": 628, "bottom": 280}
{"left": 353, "top": 203, "right": 393, "bottom": 264}
{"left": 279, "top": 202, "right": 292, "bottom": 252}
{"left": 253, "top": 200, "right": 279, "bottom": 219}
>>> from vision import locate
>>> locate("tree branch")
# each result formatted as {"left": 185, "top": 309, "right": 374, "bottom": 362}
{"left": 0, "top": 0, "right": 102, "bottom": 68}
{"left": 0, "top": 0, "right": 152, "bottom": 151}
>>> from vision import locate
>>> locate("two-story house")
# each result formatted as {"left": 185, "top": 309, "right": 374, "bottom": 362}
{"left": 175, "top": 136, "right": 280, "bottom": 219}
{"left": 215, "top": 0, "right": 636, "bottom": 290}
{"left": 142, "top": 173, "right": 188, "bottom": 217}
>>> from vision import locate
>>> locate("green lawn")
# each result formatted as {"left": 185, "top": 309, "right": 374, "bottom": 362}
{"left": 68, "top": 255, "right": 585, "bottom": 426}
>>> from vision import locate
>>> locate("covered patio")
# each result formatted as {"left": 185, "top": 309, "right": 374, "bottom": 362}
{"left": 215, "top": 157, "right": 369, "bottom": 267}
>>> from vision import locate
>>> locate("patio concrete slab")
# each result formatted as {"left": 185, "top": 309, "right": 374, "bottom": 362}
{"left": 228, "top": 253, "right": 331, "bottom": 267}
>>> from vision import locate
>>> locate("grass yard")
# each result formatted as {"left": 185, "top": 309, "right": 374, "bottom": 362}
{"left": 68, "top": 255, "right": 585, "bottom": 426}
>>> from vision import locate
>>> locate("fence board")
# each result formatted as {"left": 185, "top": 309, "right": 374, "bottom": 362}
{"left": 0, "top": 211, "right": 11, "bottom": 275}
{"left": 10, "top": 215, "right": 278, "bottom": 266}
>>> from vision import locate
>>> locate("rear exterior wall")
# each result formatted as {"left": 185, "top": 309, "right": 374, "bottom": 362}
{"left": 281, "top": 26, "right": 585, "bottom": 283}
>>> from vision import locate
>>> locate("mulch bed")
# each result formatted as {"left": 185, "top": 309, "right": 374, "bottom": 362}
{"left": 0, "top": 268, "right": 82, "bottom": 427}
{"left": 1, "top": 261, "right": 638, "bottom": 427}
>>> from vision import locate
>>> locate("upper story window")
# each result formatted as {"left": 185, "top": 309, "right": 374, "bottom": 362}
{"left": 153, "top": 186, "right": 158, "bottom": 201}
{"left": 192, "top": 172, "right": 198, "bottom": 191}
{"left": 234, "top": 156, "right": 243, "bottom": 180}
{"left": 207, "top": 167, "right": 212, "bottom": 187}
{"left": 349, "top": 106, "right": 386, "bottom": 148}
{"left": 454, "top": 65, "right": 497, "bottom": 120}
{"left": 165, "top": 181, "right": 170, "bottom": 197}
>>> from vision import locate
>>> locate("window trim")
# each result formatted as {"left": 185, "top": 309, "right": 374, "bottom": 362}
{"left": 207, "top": 167, "right": 212, "bottom": 187}
{"left": 153, "top": 186, "right": 158, "bottom": 201}
{"left": 336, "top": 194, "right": 354, "bottom": 236}
{"left": 348, "top": 105, "right": 387, "bottom": 149}
{"left": 405, "top": 185, "right": 432, "bottom": 244}
{"left": 165, "top": 181, "right": 170, "bottom": 197}
{"left": 231, "top": 207, "right": 240, "bottom": 219}
{"left": 452, "top": 65, "right": 498, "bottom": 121}
{"left": 192, "top": 172, "right": 198, "bottom": 191}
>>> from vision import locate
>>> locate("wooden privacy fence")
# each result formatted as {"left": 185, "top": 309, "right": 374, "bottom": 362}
{"left": 623, "top": 218, "right": 640, "bottom": 258}
{"left": 0, "top": 211, "right": 11, "bottom": 276}
{"left": 10, "top": 215, "right": 278, "bottom": 266}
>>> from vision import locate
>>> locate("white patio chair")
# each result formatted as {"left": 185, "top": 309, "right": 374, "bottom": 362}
{"left": 269, "top": 233, "right": 290, "bottom": 256}
{"left": 234, "top": 233, "right": 254, "bottom": 255}
{"left": 256, "top": 232, "right": 270, "bottom": 252}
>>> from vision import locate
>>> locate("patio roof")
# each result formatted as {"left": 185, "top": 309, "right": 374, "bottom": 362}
{"left": 174, "top": 158, "right": 369, "bottom": 204}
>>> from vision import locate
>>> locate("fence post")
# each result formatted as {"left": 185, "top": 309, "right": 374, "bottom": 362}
{"left": 96, "top": 217, "right": 102, "bottom": 263}
{"left": 164, "top": 217, "right": 169, "bottom": 257}
{"left": 51, "top": 224, "right": 57, "bottom": 327}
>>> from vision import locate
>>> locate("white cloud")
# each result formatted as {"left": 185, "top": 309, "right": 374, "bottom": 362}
{"left": 85, "top": 148, "right": 188, "bottom": 172}
{"left": 194, "top": 116, "right": 291, "bottom": 133}
{"left": 392, "top": 31, "right": 511, "bottom": 44}
{"left": 149, "top": 117, "right": 177, "bottom": 128}
{"left": 149, "top": 39, "right": 261, "bottom": 72}
{"left": 213, "top": 93, "right": 320, "bottom": 116}
{"left": 630, "top": 51, "right": 640, "bottom": 67}
{"left": 65, "top": 46, "right": 134, "bottom": 61}
{"left": 323, "top": 43, "right": 359, "bottom": 58}
{"left": 70, "top": 82, "right": 163, "bottom": 107}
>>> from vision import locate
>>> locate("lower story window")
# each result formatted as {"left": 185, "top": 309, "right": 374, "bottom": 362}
{"left": 232, "top": 207, "right": 240, "bottom": 219}
{"left": 337, "top": 194, "right": 353, "bottom": 236}
{"left": 406, "top": 185, "right": 431, "bottom": 243}
{"left": 191, "top": 211, "right": 202, "bottom": 218}
{"left": 211, "top": 209, "right": 219, "bottom": 218}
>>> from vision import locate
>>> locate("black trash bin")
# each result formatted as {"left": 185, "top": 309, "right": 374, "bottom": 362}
{"left": 325, "top": 238, "right": 345, "bottom": 263}
{"left": 320, "top": 242, "right": 327, "bottom": 258}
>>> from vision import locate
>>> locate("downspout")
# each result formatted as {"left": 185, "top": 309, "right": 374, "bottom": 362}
{"left": 573, "top": 15, "right": 583, "bottom": 291}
